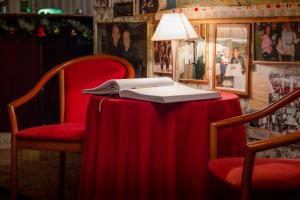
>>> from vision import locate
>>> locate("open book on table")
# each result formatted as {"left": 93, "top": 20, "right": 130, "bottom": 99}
{"left": 83, "top": 77, "right": 221, "bottom": 103}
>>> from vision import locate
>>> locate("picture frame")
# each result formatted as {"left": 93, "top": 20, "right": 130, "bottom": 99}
{"left": 0, "top": 0, "right": 7, "bottom": 14}
{"left": 139, "top": 0, "right": 158, "bottom": 14}
{"left": 20, "top": 0, "right": 29, "bottom": 12}
{"left": 253, "top": 21, "right": 300, "bottom": 63}
{"left": 212, "top": 24, "right": 250, "bottom": 96}
{"left": 152, "top": 40, "right": 173, "bottom": 76}
{"left": 114, "top": 2, "right": 133, "bottom": 17}
{"left": 151, "top": 21, "right": 174, "bottom": 78}
{"left": 96, "top": 22, "right": 148, "bottom": 78}
{"left": 94, "top": 0, "right": 108, "bottom": 7}
{"left": 157, "top": 0, "right": 176, "bottom": 11}
{"left": 178, "top": 23, "right": 208, "bottom": 84}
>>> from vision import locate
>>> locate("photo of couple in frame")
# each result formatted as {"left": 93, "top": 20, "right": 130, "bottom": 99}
{"left": 96, "top": 22, "right": 148, "bottom": 78}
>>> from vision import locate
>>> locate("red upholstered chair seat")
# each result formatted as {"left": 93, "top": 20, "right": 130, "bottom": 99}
{"left": 16, "top": 123, "right": 85, "bottom": 142}
{"left": 208, "top": 157, "right": 300, "bottom": 191}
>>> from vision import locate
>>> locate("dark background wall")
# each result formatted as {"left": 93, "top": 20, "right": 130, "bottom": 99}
{"left": 0, "top": 15, "right": 93, "bottom": 131}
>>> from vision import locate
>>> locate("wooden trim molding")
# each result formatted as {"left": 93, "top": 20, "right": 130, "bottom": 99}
{"left": 59, "top": 70, "right": 65, "bottom": 123}
{"left": 190, "top": 16, "right": 300, "bottom": 24}
{"left": 253, "top": 60, "right": 300, "bottom": 65}
{"left": 18, "top": 139, "right": 83, "bottom": 152}
{"left": 179, "top": 79, "right": 209, "bottom": 84}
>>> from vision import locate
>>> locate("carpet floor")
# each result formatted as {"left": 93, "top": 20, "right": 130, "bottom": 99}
{"left": 0, "top": 150, "right": 81, "bottom": 200}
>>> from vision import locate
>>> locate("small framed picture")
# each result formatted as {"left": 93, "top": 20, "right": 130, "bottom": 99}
{"left": 254, "top": 21, "right": 300, "bottom": 63}
{"left": 114, "top": 2, "right": 133, "bottom": 17}
{"left": 94, "top": 0, "right": 108, "bottom": 7}
{"left": 20, "top": 0, "right": 29, "bottom": 12}
{"left": 139, "top": 0, "right": 158, "bottom": 14}
{"left": 153, "top": 40, "right": 173, "bottom": 75}
{"left": 212, "top": 24, "right": 250, "bottom": 96}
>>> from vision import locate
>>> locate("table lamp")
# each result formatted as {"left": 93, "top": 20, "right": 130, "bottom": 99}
{"left": 151, "top": 13, "right": 198, "bottom": 78}
{"left": 152, "top": 13, "right": 198, "bottom": 41}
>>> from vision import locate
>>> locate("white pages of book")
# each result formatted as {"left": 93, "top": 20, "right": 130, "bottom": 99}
{"left": 83, "top": 77, "right": 220, "bottom": 103}
{"left": 83, "top": 77, "right": 173, "bottom": 95}
{"left": 119, "top": 85, "right": 220, "bottom": 103}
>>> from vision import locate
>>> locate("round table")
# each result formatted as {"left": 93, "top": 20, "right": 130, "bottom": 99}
{"left": 79, "top": 92, "right": 246, "bottom": 200}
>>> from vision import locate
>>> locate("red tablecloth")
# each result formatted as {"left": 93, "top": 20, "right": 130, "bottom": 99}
{"left": 79, "top": 92, "right": 246, "bottom": 200}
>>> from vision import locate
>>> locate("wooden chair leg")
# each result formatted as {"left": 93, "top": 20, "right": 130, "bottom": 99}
{"left": 58, "top": 152, "right": 66, "bottom": 200}
{"left": 11, "top": 143, "right": 18, "bottom": 200}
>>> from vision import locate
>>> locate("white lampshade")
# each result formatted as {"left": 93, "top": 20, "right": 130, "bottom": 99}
{"left": 151, "top": 13, "right": 198, "bottom": 41}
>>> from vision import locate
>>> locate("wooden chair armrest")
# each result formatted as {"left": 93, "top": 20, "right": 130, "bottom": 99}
{"left": 247, "top": 130, "right": 300, "bottom": 152}
{"left": 8, "top": 65, "right": 64, "bottom": 134}
{"left": 209, "top": 88, "right": 300, "bottom": 160}
{"left": 212, "top": 88, "right": 300, "bottom": 129}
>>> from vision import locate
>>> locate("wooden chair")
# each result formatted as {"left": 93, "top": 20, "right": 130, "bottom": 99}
{"left": 8, "top": 54, "right": 135, "bottom": 200}
{"left": 208, "top": 88, "right": 300, "bottom": 200}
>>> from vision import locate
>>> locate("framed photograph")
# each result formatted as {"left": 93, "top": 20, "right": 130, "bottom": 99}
{"left": 96, "top": 22, "right": 147, "bottom": 78}
{"left": 0, "top": 0, "right": 7, "bottom": 14}
{"left": 153, "top": 40, "right": 173, "bottom": 75}
{"left": 139, "top": 0, "right": 158, "bottom": 14}
{"left": 254, "top": 21, "right": 300, "bottom": 63}
{"left": 94, "top": 0, "right": 107, "bottom": 7}
{"left": 114, "top": 2, "right": 133, "bottom": 17}
{"left": 212, "top": 24, "right": 250, "bottom": 96}
{"left": 157, "top": 0, "right": 175, "bottom": 11}
{"left": 152, "top": 21, "right": 174, "bottom": 78}
{"left": 178, "top": 23, "right": 208, "bottom": 83}
{"left": 20, "top": 0, "right": 29, "bottom": 12}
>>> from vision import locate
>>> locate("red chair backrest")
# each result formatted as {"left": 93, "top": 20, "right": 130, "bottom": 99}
{"left": 64, "top": 56, "right": 131, "bottom": 123}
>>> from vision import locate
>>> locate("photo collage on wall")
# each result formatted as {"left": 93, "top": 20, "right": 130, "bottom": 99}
{"left": 250, "top": 73, "right": 300, "bottom": 136}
